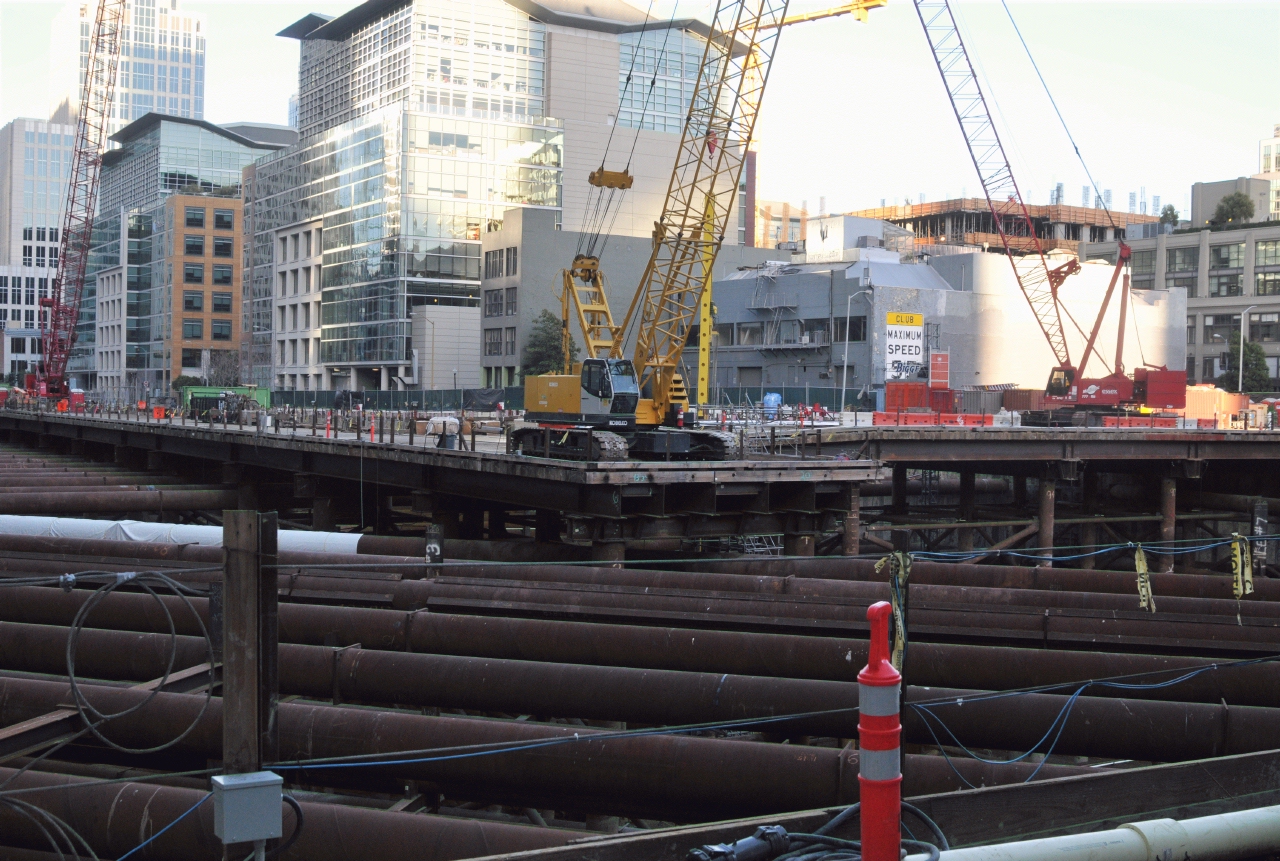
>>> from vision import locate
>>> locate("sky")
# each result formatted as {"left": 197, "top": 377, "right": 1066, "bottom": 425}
{"left": 1, "top": 0, "right": 1277, "bottom": 219}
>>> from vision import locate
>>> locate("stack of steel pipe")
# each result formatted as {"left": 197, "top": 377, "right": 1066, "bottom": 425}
{"left": 0, "top": 451, "right": 238, "bottom": 514}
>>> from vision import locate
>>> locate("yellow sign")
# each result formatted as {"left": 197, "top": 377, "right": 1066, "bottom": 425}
{"left": 886, "top": 312, "right": 923, "bottom": 326}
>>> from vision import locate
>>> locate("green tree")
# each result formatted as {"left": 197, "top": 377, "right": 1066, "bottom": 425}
{"left": 171, "top": 375, "right": 203, "bottom": 392}
{"left": 1216, "top": 331, "right": 1272, "bottom": 393}
{"left": 521, "top": 309, "right": 580, "bottom": 378}
{"left": 1211, "top": 192, "right": 1255, "bottom": 225}
{"left": 1159, "top": 204, "right": 1180, "bottom": 226}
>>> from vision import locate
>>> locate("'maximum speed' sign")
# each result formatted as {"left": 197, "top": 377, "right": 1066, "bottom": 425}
{"left": 885, "top": 312, "right": 923, "bottom": 380}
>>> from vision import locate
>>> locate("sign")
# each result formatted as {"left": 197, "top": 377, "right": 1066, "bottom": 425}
{"left": 929, "top": 351, "right": 950, "bottom": 390}
{"left": 885, "top": 313, "right": 924, "bottom": 380}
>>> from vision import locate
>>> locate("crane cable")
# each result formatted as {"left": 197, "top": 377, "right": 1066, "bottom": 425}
{"left": 1000, "top": 0, "right": 1117, "bottom": 231}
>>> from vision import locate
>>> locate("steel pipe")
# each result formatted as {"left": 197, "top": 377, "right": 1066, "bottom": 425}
{"left": 2, "top": 622, "right": 1276, "bottom": 760}
{"left": 0, "top": 677, "right": 1089, "bottom": 820}
{"left": 5, "top": 588, "right": 1280, "bottom": 705}
{"left": 0, "top": 489, "right": 239, "bottom": 514}
{"left": 0, "top": 766, "right": 578, "bottom": 861}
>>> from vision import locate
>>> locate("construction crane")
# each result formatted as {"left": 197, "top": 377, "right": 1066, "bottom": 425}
{"left": 35, "top": 0, "right": 127, "bottom": 399}
{"left": 912, "top": 0, "right": 1185, "bottom": 410}
{"left": 519, "top": 0, "right": 886, "bottom": 460}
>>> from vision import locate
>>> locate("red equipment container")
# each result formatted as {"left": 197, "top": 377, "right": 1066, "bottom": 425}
{"left": 885, "top": 381, "right": 928, "bottom": 411}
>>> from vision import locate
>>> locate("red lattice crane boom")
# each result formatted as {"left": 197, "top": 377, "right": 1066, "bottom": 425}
{"left": 38, "top": 0, "right": 126, "bottom": 397}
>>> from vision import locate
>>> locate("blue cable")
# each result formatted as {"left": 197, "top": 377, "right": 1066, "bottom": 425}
{"left": 117, "top": 793, "right": 209, "bottom": 860}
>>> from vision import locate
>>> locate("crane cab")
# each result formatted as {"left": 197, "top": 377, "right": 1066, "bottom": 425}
{"left": 524, "top": 358, "right": 639, "bottom": 431}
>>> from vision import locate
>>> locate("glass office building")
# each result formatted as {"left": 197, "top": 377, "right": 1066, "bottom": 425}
{"left": 250, "top": 0, "right": 563, "bottom": 390}
{"left": 76, "top": 115, "right": 279, "bottom": 394}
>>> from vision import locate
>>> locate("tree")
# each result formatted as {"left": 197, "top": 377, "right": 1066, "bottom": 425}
{"left": 207, "top": 350, "right": 241, "bottom": 387}
{"left": 1216, "top": 331, "right": 1272, "bottom": 393}
{"left": 521, "top": 309, "right": 579, "bottom": 378}
{"left": 171, "top": 375, "right": 203, "bottom": 392}
{"left": 1159, "top": 204, "right": 1180, "bottom": 226}
{"left": 1211, "top": 192, "right": 1255, "bottom": 226}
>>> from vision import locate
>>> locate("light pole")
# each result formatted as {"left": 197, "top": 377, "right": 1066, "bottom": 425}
{"left": 1240, "top": 305, "right": 1258, "bottom": 393}
{"left": 840, "top": 289, "right": 873, "bottom": 415}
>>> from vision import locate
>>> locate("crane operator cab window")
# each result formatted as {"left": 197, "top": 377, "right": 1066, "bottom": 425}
{"left": 1046, "top": 367, "right": 1075, "bottom": 397}
{"left": 582, "top": 360, "right": 612, "bottom": 400}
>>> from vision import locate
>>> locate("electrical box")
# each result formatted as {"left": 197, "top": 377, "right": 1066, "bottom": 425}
{"left": 212, "top": 771, "right": 283, "bottom": 844}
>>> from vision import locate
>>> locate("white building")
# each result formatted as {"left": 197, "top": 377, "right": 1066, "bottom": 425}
{"left": 0, "top": 266, "right": 47, "bottom": 384}
{"left": 1254, "top": 124, "right": 1280, "bottom": 221}
{"left": 272, "top": 221, "right": 323, "bottom": 391}
{"left": 94, "top": 266, "right": 127, "bottom": 400}
{"left": 50, "top": 0, "right": 208, "bottom": 134}
{"left": 0, "top": 119, "right": 76, "bottom": 269}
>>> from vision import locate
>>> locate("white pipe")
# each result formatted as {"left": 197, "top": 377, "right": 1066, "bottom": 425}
{"left": 0, "top": 515, "right": 363, "bottom": 554}
{"left": 906, "top": 804, "right": 1280, "bottom": 861}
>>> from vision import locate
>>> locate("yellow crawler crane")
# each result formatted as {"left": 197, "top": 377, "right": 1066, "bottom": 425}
{"left": 517, "top": 0, "right": 885, "bottom": 460}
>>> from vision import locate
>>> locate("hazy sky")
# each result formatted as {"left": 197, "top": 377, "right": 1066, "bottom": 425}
{"left": 2, "top": 0, "right": 1277, "bottom": 218}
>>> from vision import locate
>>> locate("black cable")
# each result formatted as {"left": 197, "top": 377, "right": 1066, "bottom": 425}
{"left": 266, "top": 795, "right": 304, "bottom": 860}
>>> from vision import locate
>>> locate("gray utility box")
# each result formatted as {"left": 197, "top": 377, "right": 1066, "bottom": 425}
{"left": 212, "top": 771, "right": 283, "bottom": 844}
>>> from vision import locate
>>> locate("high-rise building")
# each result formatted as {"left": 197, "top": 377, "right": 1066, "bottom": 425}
{"left": 80, "top": 114, "right": 283, "bottom": 399}
{"left": 0, "top": 119, "right": 77, "bottom": 269}
{"left": 50, "top": 0, "right": 208, "bottom": 136}
{"left": 248, "top": 0, "right": 722, "bottom": 391}
{"left": 1253, "top": 124, "right": 1280, "bottom": 220}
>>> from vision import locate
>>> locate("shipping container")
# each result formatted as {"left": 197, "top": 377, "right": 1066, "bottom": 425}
{"left": 1002, "top": 389, "right": 1046, "bottom": 412}
{"left": 961, "top": 390, "right": 1004, "bottom": 415}
{"left": 885, "top": 381, "right": 928, "bottom": 411}
{"left": 929, "top": 389, "right": 959, "bottom": 413}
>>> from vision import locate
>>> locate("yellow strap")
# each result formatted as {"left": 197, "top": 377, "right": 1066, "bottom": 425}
{"left": 1231, "top": 533, "right": 1254, "bottom": 599}
{"left": 1134, "top": 546, "right": 1155, "bottom": 613}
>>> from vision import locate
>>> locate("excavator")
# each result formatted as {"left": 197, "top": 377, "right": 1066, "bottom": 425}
{"left": 513, "top": 0, "right": 886, "bottom": 461}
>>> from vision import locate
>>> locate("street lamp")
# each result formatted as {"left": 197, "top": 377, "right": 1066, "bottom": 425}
{"left": 1240, "top": 305, "right": 1258, "bottom": 394}
{"left": 840, "top": 289, "right": 873, "bottom": 416}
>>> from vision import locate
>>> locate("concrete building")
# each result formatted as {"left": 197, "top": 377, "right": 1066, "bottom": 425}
{"left": 755, "top": 199, "right": 807, "bottom": 249}
{"left": 0, "top": 265, "right": 46, "bottom": 384}
{"left": 412, "top": 304, "right": 482, "bottom": 390}
{"left": 249, "top": 0, "right": 738, "bottom": 391}
{"left": 82, "top": 114, "right": 281, "bottom": 398}
{"left": 848, "top": 198, "right": 1159, "bottom": 254}
{"left": 50, "top": 0, "right": 208, "bottom": 134}
{"left": 1082, "top": 222, "right": 1280, "bottom": 388}
{"left": 1254, "top": 124, "right": 1280, "bottom": 220}
{"left": 479, "top": 207, "right": 773, "bottom": 388}
{"left": 0, "top": 118, "right": 77, "bottom": 269}
{"left": 700, "top": 217, "right": 1184, "bottom": 403}
{"left": 271, "top": 220, "right": 323, "bottom": 391}
{"left": 1191, "top": 177, "right": 1271, "bottom": 229}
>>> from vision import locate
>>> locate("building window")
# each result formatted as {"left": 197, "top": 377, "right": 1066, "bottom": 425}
{"left": 49, "top": 248, "right": 58, "bottom": 269}
{"left": 1209, "top": 243, "right": 1244, "bottom": 270}
{"left": 1203, "top": 314, "right": 1241, "bottom": 346}
{"left": 212, "top": 264, "right": 233, "bottom": 285}
{"left": 184, "top": 235, "right": 204, "bottom": 256}
{"left": 1167, "top": 276, "right": 1197, "bottom": 298}
{"left": 1167, "top": 247, "right": 1198, "bottom": 273}
{"left": 1203, "top": 356, "right": 1221, "bottom": 381}
{"left": 182, "top": 319, "right": 203, "bottom": 340}
{"left": 212, "top": 292, "right": 232, "bottom": 314}
{"left": 1249, "top": 311, "right": 1280, "bottom": 343}
{"left": 1186, "top": 315, "right": 1196, "bottom": 345}
{"left": 506, "top": 246, "right": 518, "bottom": 276}
{"left": 505, "top": 287, "right": 517, "bottom": 316}
{"left": 505, "top": 327, "right": 516, "bottom": 355}
{"left": 1208, "top": 273, "right": 1241, "bottom": 297}
{"left": 211, "top": 319, "right": 232, "bottom": 341}
{"left": 22, "top": 246, "right": 31, "bottom": 266}
{"left": 1257, "top": 240, "right": 1280, "bottom": 267}
{"left": 25, "top": 279, "right": 35, "bottom": 305}
{"left": 181, "top": 348, "right": 202, "bottom": 368}
{"left": 213, "top": 236, "right": 233, "bottom": 257}
{"left": 213, "top": 209, "right": 234, "bottom": 231}
{"left": 185, "top": 207, "right": 205, "bottom": 228}
{"left": 183, "top": 291, "right": 204, "bottom": 311}
{"left": 484, "top": 289, "right": 503, "bottom": 317}
{"left": 833, "top": 315, "right": 867, "bottom": 342}
{"left": 484, "top": 328, "right": 503, "bottom": 356}
{"left": 736, "top": 322, "right": 763, "bottom": 345}
{"left": 10, "top": 339, "right": 24, "bottom": 355}
{"left": 184, "top": 263, "right": 204, "bottom": 284}
{"left": 1131, "top": 250, "right": 1156, "bottom": 275}
{"left": 1257, "top": 273, "right": 1280, "bottom": 296}
{"left": 484, "top": 249, "right": 505, "bottom": 279}
{"left": 35, "top": 248, "right": 46, "bottom": 267}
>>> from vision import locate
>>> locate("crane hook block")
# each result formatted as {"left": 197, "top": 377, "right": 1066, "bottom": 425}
{"left": 589, "top": 168, "right": 634, "bottom": 190}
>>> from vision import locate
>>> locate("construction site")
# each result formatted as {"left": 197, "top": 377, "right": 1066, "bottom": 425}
{"left": 1, "top": 0, "right": 1279, "bottom": 859}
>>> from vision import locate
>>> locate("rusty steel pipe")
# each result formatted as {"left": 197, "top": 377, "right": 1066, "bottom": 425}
{"left": 0, "top": 489, "right": 239, "bottom": 514}
{"left": 0, "top": 767, "right": 578, "bottom": 861}
{"left": 0, "top": 676, "right": 1088, "bottom": 819}
{"left": 6, "top": 586, "right": 1280, "bottom": 700}
{"left": 4, "top": 621, "right": 1278, "bottom": 759}
{"left": 0, "top": 473, "right": 190, "bottom": 487}
{"left": 0, "top": 484, "right": 227, "bottom": 495}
